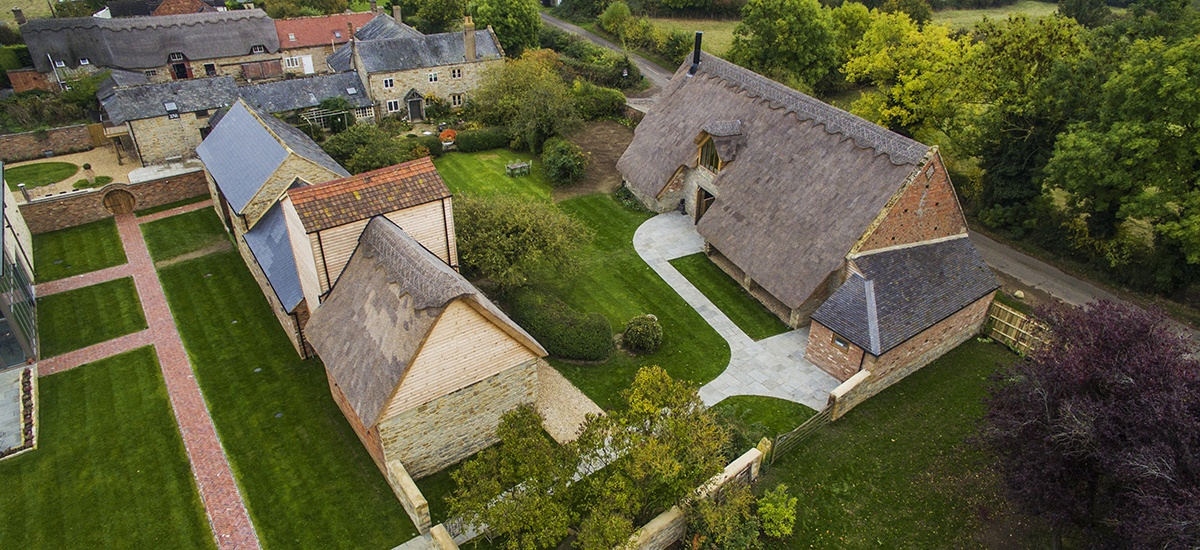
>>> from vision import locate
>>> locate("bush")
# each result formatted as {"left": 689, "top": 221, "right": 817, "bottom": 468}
{"left": 424, "top": 94, "right": 451, "bottom": 119}
{"left": 757, "top": 484, "right": 798, "bottom": 538}
{"left": 508, "top": 289, "right": 613, "bottom": 361}
{"left": 456, "top": 127, "right": 511, "bottom": 152}
{"left": 541, "top": 137, "right": 588, "bottom": 186}
{"left": 572, "top": 80, "right": 626, "bottom": 120}
{"left": 623, "top": 314, "right": 662, "bottom": 354}
{"left": 454, "top": 194, "right": 593, "bottom": 288}
{"left": 599, "top": 1, "right": 632, "bottom": 35}
{"left": 410, "top": 134, "right": 444, "bottom": 157}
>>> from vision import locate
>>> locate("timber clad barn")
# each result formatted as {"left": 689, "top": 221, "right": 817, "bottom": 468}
{"left": 618, "top": 50, "right": 998, "bottom": 385}
{"left": 306, "top": 217, "right": 547, "bottom": 480}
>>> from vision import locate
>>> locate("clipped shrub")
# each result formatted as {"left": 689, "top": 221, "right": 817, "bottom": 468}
{"left": 424, "top": 94, "right": 451, "bottom": 119}
{"left": 508, "top": 289, "right": 613, "bottom": 361}
{"left": 456, "top": 127, "right": 511, "bottom": 152}
{"left": 409, "top": 134, "right": 444, "bottom": 157}
{"left": 572, "top": 80, "right": 626, "bottom": 120}
{"left": 623, "top": 314, "right": 662, "bottom": 354}
{"left": 541, "top": 137, "right": 588, "bottom": 186}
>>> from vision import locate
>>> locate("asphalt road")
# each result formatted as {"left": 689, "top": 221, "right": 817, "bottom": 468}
{"left": 542, "top": 11, "right": 1129, "bottom": 311}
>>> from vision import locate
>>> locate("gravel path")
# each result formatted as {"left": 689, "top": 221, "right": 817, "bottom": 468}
{"left": 535, "top": 361, "right": 603, "bottom": 444}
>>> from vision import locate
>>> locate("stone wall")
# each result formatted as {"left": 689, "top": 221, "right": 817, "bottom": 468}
{"left": 18, "top": 168, "right": 208, "bottom": 234}
{"left": 0, "top": 124, "right": 93, "bottom": 163}
{"left": 366, "top": 57, "right": 502, "bottom": 119}
{"left": 806, "top": 320, "right": 866, "bottom": 381}
{"left": 386, "top": 459, "right": 433, "bottom": 534}
{"left": 130, "top": 112, "right": 214, "bottom": 166}
{"left": 377, "top": 358, "right": 538, "bottom": 479}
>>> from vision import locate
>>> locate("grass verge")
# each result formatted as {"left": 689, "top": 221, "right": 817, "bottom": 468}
{"left": 712, "top": 395, "right": 815, "bottom": 443}
{"left": 434, "top": 150, "right": 554, "bottom": 201}
{"left": 136, "top": 195, "right": 210, "bottom": 216}
{"left": 33, "top": 218, "right": 127, "bottom": 282}
{"left": 4, "top": 162, "right": 78, "bottom": 190}
{"left": 157, "top": 250, "right": 417, "bottom": 547}
{"left": 758, "top": 339, "right": 1040, "bottom": 548}
{"left": 670, "top": 252, "right": 790, "bottom": 341}
{"left": 0, "top": 347, "right": 214, "bottom": 548}
{"left": 72, "top": 176, "right": 114, "bottom": 189}
{"left": 37, "top": 277, "right": 146, "bottom": 357}
{"left": 141, "top": 208, "right": 231, "bottom": 262}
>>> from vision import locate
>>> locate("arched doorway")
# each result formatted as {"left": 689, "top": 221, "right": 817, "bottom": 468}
{"left": 102, "top": 189, "right": 136, "bottom": 214}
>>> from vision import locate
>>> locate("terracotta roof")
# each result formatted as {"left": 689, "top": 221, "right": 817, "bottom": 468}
{"left": 152, "top": 0, "right": 215, "bottom": 16}
{"left": 287, "top": 156, "right": 450, "bottom": 233}
{"left": 275, "top": 13, "right": 376, "bottom": 49}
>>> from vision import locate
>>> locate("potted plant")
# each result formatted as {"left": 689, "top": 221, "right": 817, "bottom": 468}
{"left": 82, "top": 163, "right": 95, "bottom": 184}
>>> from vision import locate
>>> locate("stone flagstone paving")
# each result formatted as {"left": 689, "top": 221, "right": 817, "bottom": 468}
{"left": 632, "top": 212, "right": 840, "bottom": 410}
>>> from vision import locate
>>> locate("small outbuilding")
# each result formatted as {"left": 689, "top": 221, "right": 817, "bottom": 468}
{"left": 305, "top": 216, "right": 546, "bottom": 479}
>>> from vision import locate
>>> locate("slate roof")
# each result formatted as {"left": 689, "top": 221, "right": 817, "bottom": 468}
{"left": 328, "top": 29, "right": 500, "bottom": 73}
{"left": 100, "top": 76, "right": 236, "bottom": 124}
{"left": 286, "top": 157, "right": 450, "bottom": 233}
{"left": 197, "top": 100, "right": 347, "bottom": 214}
{"left": 305, "top": 217, "right": 545, "bottom": 427}
{"left": 96, "top": 69, "right": 151, "bottom": 99}
{"left": 325, "top": 15, "right": 423, "bottom": 72}
{"left": 238, "top": 72, "right": 372, "bottom": 113}
{"left": 617, "top": 52, "right": 932, "bottom": 310}
{"left": 812, "top": 237, "right": 999, "bottom": 355}
{"left": 243, "top": 201, "right": 304, "bottom": 312}
{"left": 275, "top": 12, "right": 376, "bottom": 49}
{"left": 21, "top": 10, "right": 279, "bottom": 72}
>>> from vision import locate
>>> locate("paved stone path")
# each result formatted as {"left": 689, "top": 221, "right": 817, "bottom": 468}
{"left": 632, "top": 212, "right": 840, "bottom": 410}
{"left": 0, "top": 367, "right": 25, "bottom": 452}
{"left": 35, "top": 200, "right": 260, "bottom": 549}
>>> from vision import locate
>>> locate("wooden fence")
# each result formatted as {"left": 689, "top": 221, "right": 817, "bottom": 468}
{"left": 985, "top": 301, "right": 1046, "bottom": 355}
{"left": 770, "top": 405, "right": 832, "bottom": 464}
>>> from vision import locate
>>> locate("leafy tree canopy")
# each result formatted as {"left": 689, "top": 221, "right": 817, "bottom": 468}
{"left": 453, "top": 193, "right": 592, "bottom": 288}
{"left": 728, "top": 0, "right": 839, "bottom": 91}
{"left": 473, "top": 49, "right": 581, "bottom": 151}
{"left": 471, "top": 0, "right": 541, "bottom": 55}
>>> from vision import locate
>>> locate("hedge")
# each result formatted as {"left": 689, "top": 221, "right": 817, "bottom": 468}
{"left": 407, "top": 135, "right": 444, "bottom": 157}
{"left": 456, "top": 128, "right": 511, "bottom": 153}
{"left": 507, "top": 289, "right": 613, "bottom": 361}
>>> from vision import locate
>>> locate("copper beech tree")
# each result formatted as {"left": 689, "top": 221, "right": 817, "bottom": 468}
{"left": 979, "top": 301, "right": 1200, "bottom": 549}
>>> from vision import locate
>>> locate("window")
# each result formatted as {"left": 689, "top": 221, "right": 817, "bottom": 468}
{"left": 386, "top": 99, "right": 401, "bottom": 112}
{"left": 288, "top": 32, "right": 296, "bottom": 42}
{"left": 144, "top": 69, "right": 158, "bottom": 77}
{"left": 451, "top": 93, "right": 463, "bottom": 107}
{"left": 832, "top": 335, "right": 849, "bottom": 350}
{"left": 168, "top": 52, "right": 184, "bottom": 62}
{"left": 53, "top": 60, "right": 65, "bottom": 68}
{"left": 251, "top": 45, "right": 267, "bottom": 54}
{"left": 698, "top": 137, "right": 720, "bottom": 173}
{"left": 78, "top": 58, "right": 90, "bottom": 65}
{"left": 284, "top": 56, "right": 302, "bottom": 69}
{"left": 204, "top": 63, "right": 216, "bottom": 77}
{"left": 195, "top": 109, "right": 210, "bottom": 119}
{"left": 428, "top": 72, "right": 438, "bottom": 82}
{"left": 383, "top": 78, "right": 394, "bottom": 89}
{"left": 164, "top": 101, "right": 179, "bottom": 119}
{"left": 334, "top": 30, "right": 342, "bottom": 39}
{"left": 451, "top": 68, "right": 462, "bottom": 79}
{"left": 354, "top": 106, "right": 375, "bottom": 122}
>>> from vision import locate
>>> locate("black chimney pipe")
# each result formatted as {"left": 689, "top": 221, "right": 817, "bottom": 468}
{"left": 687, "top": 31, "right": 703, "bottom": 76}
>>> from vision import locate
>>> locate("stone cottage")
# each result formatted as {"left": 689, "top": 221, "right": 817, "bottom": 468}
{"left": 306, "top": 216, "right": 546, "bottom": 479}
{"left": 273, "top": 12, "right": 377, "bottom": 76}
{"left": 617, "top": 48, "right": 998, "bottom": 390}
{"left": 98, "top": 76, "right": 237, "bottom": 165}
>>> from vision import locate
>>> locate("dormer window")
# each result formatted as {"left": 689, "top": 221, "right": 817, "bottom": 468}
{"left": 53, "top": 60, "right": 65, "bottom": 68}
{"left": 251, "top": 45, "right": 267, "bottom": 54}
{"left": 164, "top": 101, "right": 180, "bottom": 119}
{"left": 699, "top": 137, "right": 720, "bottom": 173}
{"left": 79, "top": 57, "right": 90, "bottom": 65}
{"left": 169, "top": 52, "right": 185, "bottom": 62}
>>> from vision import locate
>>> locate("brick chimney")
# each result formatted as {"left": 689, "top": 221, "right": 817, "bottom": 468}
{"left": 464, "top": 16, "right": 476, "bottom": 62}
{"left": 347, "top": 21, "right": 355, "bottom": 40}
{"left": 11, "top": 8, "right": 26, "bottom": 25}
{"left": 369, "top": 0, "right": 377, "bottom": 14}
{"left": 392, "top": 4, "right": 401, "bottom": 22}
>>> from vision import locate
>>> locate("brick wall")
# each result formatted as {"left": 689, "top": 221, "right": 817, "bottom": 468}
{"left": 0, "top": 125, "right": 93, "bottom": 163}
{"left": 18, "top": 168, "right": 209, "bottom": 234}
{"left": 6, "top": 69, "right": 52, "bottom": 94}
{"left": 854, "top": 151, "right": 968, "bottom": 254}
{"left": 377, "top": 358, "right": 538, "bottom": 479}
{"left": 805, "top": 321, "right": 866, "bottom": 381}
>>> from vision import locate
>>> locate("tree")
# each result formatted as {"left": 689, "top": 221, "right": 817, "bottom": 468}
{"left": 416, "top": 0, "right": 465, "bottom": 33}
{"left": 598, "top": 1, "right": 633, "bottom": 45}
{"left": 685, "top": 484, "right": 762, "bottom": 550}
{"left": 1058, "top": 0, "right": 1110, "bottom": 28}
{"left": 979, "top": 301, "right": 1200, "bottom": 549}
{"left": 473, "top": 50, "right": 581, "bottom": 152}
{"left": 320, "top": 124, "right": 427, "bottom": 174}
{"left": 453, "top": 194, "right": 591, "bottom": 288}
{"left": 728, "top": 0, "right": 839, "bottom": 91}
{"left": 882, "top": 0, "right": 933, "bottom": 26}
{"left": 471, "top": 0, "right": 541, "bottom": 56}
{"left": 540, "top": 136, "right": 588, "bottom": 186}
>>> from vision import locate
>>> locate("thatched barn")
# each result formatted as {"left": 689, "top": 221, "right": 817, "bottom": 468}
{"left": 305, "top": 217, "right": 546, "bottom": 479}
{"left": 617, "top": 48, "right": 998, "bottom": 386}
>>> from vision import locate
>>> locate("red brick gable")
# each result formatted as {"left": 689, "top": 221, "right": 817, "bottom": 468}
{"left": 152, "top": 0, "right": 216, "bottom": 16}
{"left": 275, "top": 13, "right": 376, "bottom": 49}
{"left": 286, "top": 156, "right": 451, "bottom": 233}
{"left": 852, "top": 150, "right": 968, "bottom": 255}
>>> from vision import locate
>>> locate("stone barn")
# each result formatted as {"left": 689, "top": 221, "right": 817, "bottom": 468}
{"left": 305, "top": 216, "right": 546, "bottom": 479}
{"left": 617, "top": 47, "right": 998, "bottom": 391}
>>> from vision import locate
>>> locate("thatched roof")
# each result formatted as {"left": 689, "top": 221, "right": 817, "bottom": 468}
{"left": 305, "top": 217, "right": 545, "bottom": 427}
{"left": 617, "top": 53, "right": 932, "bottom": 310}
{"left": 812, "top": 236, "right": 998, "bottom": 355}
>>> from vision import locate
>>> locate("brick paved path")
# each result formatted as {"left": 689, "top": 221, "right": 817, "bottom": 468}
{"left": 36, "top": 201, "right": 260, "bottom": 549}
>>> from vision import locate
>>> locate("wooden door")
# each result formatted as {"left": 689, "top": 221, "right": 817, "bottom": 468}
{"left": 102, "top": 189, "right": 136, "bottom": 214}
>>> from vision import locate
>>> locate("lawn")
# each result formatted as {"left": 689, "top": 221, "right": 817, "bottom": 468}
{"left": 141, "top": 208, "right": 231, "bottom": 262}
{"left": 37, "top": 277, "right": 146, "bottom": 357}
{"left": 157, "top": 250, "right": 418, "bottom": 548}
{"left": 648, "top": 17, "right": 739, "bottom": 56}
{"left": 434, "top": 150, "right": 553, "bottom": 201}
{"left": 33, "top": 218, "right": 127, "bottom": 282}
{"left": 670, "top": 252, "right": 790, "bottom": 341}
{"left": 712, "top": 395, "right": 815, "bottom": 443}
{"left": 4, "top": 162, "right": 78, "bottom": 190}
{"left": 136, "top": 195, "right": 210, "bottom": 217}
{"left": 757, "top": 339, "right": 1043, "bottom": 548}
{"left": 933, "top": 0, "right": 1060, "bottom": 29}
{"left": 73, "top": 176, "right": 114, "bottom": 189}
{"left": 0, "top": 347, "right": 214, "bottom": 548}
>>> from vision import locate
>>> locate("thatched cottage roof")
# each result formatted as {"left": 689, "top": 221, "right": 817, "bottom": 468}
{"left": 22, "top": 10, "right": 279, "bottom": 72}
{"left": 617, "top": 53, "right": 932, "bottom": 310}
{"left": 812, "top": 237, "right": 998, "bottom": 355}
{"left": 306, "top": 217, "right": 545, "bottom": 427}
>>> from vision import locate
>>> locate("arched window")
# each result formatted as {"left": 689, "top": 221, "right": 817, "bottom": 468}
{"left": 698, "top": 137, "right": 720, "bottom": 173}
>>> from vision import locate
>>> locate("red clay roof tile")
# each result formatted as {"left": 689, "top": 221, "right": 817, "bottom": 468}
{"left": 287, "top": 156, "right": 451, "bottom": 232}
{"left": 275, "top": 13, "right": 376, "bottom": 50}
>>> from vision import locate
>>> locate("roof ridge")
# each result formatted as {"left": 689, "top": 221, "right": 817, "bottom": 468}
{"left": 694, "top": 52, "right": 929, "bottom": 166}
{"left": 864, "top": 279, "right": 881, "bottom": 355}
{"left": 288, "top": 156, "right": 436, "bottom": 202}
